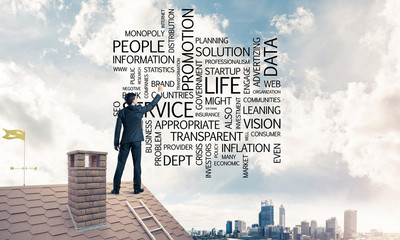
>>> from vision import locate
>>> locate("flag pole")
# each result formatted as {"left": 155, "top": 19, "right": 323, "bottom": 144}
{"left": 5, "top": 129, "right": 36, "bottom": 185}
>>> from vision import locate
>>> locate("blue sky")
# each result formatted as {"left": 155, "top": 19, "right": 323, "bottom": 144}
{"left": 1, "top": 0, "right": 400, "bottom": 233}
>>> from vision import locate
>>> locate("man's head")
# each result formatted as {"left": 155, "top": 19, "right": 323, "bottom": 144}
{"left": 125, "top": 92, "right": 138, "bottom": 106}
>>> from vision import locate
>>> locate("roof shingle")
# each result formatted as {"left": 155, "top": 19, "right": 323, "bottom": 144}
{"left": 0, "top": 182, "right": 192, "bottom": 240}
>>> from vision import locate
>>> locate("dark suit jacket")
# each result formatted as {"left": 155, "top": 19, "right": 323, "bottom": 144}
{"left": 114, "top": 94, "right": 161, "bottom": 146}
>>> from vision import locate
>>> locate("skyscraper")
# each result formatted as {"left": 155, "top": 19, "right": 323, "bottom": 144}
{"left": 326, "top": 217, "right": 338, "bottom": 240}
{"left": 226, "top": 220, "right": 233, "bottom": 234}
{"left": 301, "top": 221, "right": 310, "bottom": 236}
{"left": 265, "top": 225, "right": 285, "bottom": 240}
{"left": 316, "top": 226, "right": 326, "bottom": 240}
{"left": 279, "top": 205, "right": 285, "bottom": 227}
{"left": 344, "top": 210, "right": 357, "bottom": 240}
{"left": 235, "top": 219, "right": 246, "bottom": 233}
{"left": 259, "top": 200, "right": 274, "bottom": 228}
{"left": 310, "top": 220, "right": 317, "bottom": 239}
{"left": 293, "top": 226, "right": 302, "bottom": 240}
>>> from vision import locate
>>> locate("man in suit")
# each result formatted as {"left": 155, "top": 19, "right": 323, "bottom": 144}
{"left": 112, "top": 85, "right": 163, "bottom": 194}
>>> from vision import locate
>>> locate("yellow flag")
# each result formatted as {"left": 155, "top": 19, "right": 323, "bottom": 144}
{"left": 2, "top": 129, "right": 25, "bottom": 141}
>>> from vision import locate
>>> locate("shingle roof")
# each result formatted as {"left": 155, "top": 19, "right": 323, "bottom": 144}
{"left": 0, "top": 182, "right": 192, "bottom": 240}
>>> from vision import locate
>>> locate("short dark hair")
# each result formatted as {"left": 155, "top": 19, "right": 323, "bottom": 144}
{"left": 124, "top": 93, "right": 136, "bottom": 105}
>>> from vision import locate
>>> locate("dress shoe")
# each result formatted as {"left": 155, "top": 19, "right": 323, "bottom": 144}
{"left": 111, "top": 189, "right": 119, "bottom": 194}
{"left": 134, "top": 188, "right": 144, "bottom": 194}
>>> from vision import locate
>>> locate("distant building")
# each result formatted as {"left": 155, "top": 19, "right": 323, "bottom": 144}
{"left": 283, "top": 231, "right": 291, "bottom": 240}
{"left": 293, "top": 226, "right": 302, "bottom": 240}
{"left": 316, "top": 227, "right": 326, "bottom": 240}
{"left": 235, "top": 219, "right": 246, "bottom": 233}
{"left": 211, "top": 228, "right": 216, "bottom": 236}
{"left": 301, "top": 235, "right": 311, "bottom": 240}
{"left": 326, "top": 217, "right": 338, "bottom": 240}
{"left": 301, "top": 220, "right": 310, "bottom": 236}
{"left": 198, "top": 230, "right": 208, "bottom": 236}
{"left": 259, "top": 199, "right": 274, "bottom": 228}
{"left": 344, "top": 210, "right": 357, "bottom": 240}
{"left": 217, "top": 229, "right": 225, "bottom": 236}
{"left": 249, "top": 226, "right": 263, "bottom": 238}
{"left": 279, "top": 205, "right": 285, "bottom": 227}
{"left": 316, "top": 227, "right": 325, "bottom": 233}
{"left": 371, "top": 229, "right": 384, "bottom": 238}
{"left": 311, "top": 220, "right": 317, "bottom": 239}
{"left": 265, "top": 225, "right": 285, "bottom": 240}
{"left": 226, "top": 220, "right": 233, "bottom": 234}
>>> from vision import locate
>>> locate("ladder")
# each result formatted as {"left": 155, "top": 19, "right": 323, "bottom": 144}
{"left": 126, "top": 200, "right": 174, "bottom": 240}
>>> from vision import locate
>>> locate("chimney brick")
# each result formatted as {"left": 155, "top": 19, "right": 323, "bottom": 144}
{"left": 67, "top": 150, "right": 107, "bottom": 231}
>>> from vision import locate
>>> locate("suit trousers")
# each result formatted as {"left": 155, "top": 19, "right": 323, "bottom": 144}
{"left": 113, "top": 141, "right": 142, "bottom": 191}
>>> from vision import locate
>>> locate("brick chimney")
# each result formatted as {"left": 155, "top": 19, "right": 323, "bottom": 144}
{"left": 67, "top": 150, "right": 107, "bottom": 231}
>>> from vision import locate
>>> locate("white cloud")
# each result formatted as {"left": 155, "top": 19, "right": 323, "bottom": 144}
{"left": 271, "top": 7, "right": 314, "bottom": 35}
{"left": 0, "top": 61, "right": 115, "bottom": 186}
{"left": 57, "top": 0, "right": 65, "bottom": 11}
{"left": 61, "top": 0, "right": 230, "bottom": 66}
{"left": 61, "top": 0, "right": 162, "bottom": 65}
{"left": 254, "top": 64, "right": 400, "bottom": 191}
{"left": 3, "top": 0, "right": 50, "bottom": 22}
{"left": 39, "top": 48, "right": 57, "bottom": 59}
{"left": 247, "top": 0, "right": 399, "bottom": 196}
{"left": 254, "top": 0, "right": 400, "bottom": 192}
{"left": 252, "top": 68, "right": 336, "bottom": 176}
{"left": 221, "top": 18, "right": 229, "bottom": 29}
{"left": 332, "top": 0, "right": 400, "bottom": 190}
{"left": 62, "top": 0, "right": 101, "bottom": 47}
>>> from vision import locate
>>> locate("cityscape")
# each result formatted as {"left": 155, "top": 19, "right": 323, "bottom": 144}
{"left": 189, "top": 200, "right": 400, "bottom": 240}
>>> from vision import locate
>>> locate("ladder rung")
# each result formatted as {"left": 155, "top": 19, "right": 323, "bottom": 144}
{"left": 133, "top": 206, "right": 145, "bottom": 209}
{"left": 126, "top": 201, "right": 156, "bottom": 240}
{"left": 127, "top": 200, "right": 174, "bottom": 240}
{"left": 141, "top": 215, "right": 153, "bottom": 220}
{"left": 150, "top": 227, "right": 162, "bottom": 232}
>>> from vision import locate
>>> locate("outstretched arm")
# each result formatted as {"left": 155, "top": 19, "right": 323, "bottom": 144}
{"left": 143, "top": 85, "right": 163, "bottom": 113}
